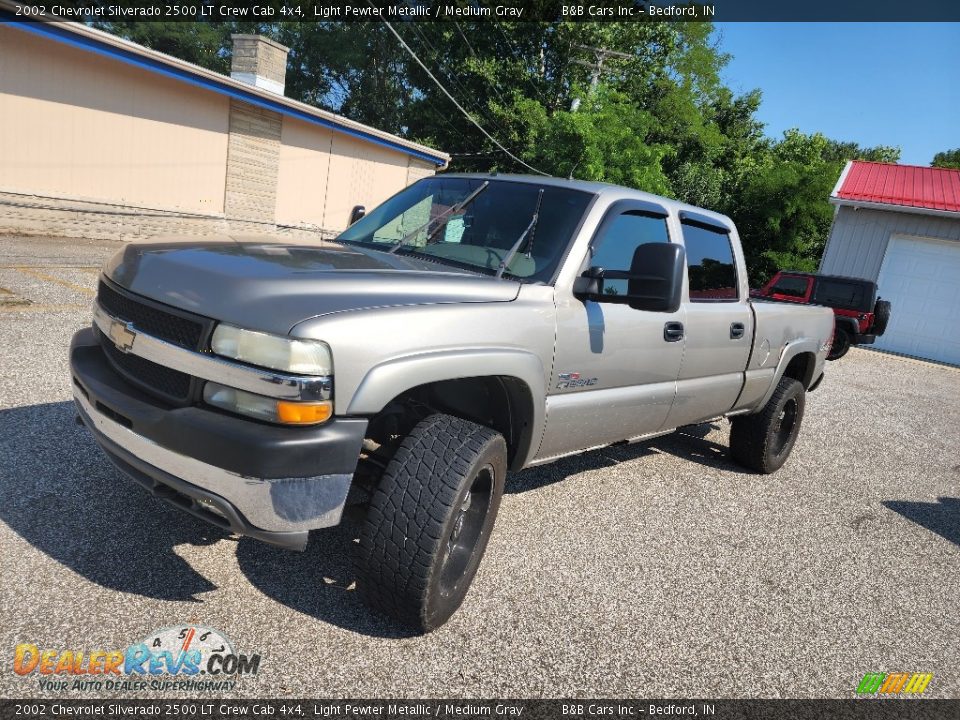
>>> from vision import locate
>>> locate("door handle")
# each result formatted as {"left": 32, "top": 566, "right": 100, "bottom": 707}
{"left": 663, "top": 321, "right": 684, "bottom": 342}
{"left": 730, "top": 322, "right": 745, "bottom": 339}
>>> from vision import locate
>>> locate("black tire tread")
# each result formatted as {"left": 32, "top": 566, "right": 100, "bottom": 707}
{"left": 730, "top": 377, "right": 805, "bottom": 474}
{"left": 355, "top": 413, "right": 504, "bottom": 629}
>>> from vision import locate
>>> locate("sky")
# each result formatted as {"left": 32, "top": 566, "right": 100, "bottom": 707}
{"left": 712, "top": 23, "right": 960, "bottom": 166}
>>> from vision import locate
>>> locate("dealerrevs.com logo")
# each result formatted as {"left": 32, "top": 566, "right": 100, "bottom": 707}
{"left": 13, "top": 625, "right": 261, "bottom": 693}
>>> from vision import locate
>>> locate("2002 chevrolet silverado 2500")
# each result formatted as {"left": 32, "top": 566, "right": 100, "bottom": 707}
{"left": 70, "top": 175, "right": 834, "bottom": 631}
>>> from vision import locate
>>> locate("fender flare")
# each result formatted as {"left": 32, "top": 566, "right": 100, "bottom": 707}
{"left": 754, "top": 338, "right": 821, "bottom": 410}
{"left": 834, "top": 316, "right": 860, "bottom": 335}
{"left": 346, "top": 348, "right": 547, "bottom": 468}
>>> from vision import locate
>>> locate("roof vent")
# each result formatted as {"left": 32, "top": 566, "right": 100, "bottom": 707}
{"left": 230, "top": 34, "right": 289, "bottom": 95}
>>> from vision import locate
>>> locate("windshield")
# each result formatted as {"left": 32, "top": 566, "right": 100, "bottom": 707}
{"left": 336, "top": 177, "right": 593, "bottom": 282}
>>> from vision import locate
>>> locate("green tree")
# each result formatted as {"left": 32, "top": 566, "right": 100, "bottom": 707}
{"left": 826, "top": 141, "right": 900, "bottom": 164}
{"left": 731, "top": 130, "right": 900, "bottom": 285}
{"left": 276, "top": 22, "right": 411, "bottom": 131}
{"left": 90, "top": 21, "right": 232, "bottom": 74}
{"left": 510, "top": 86, "right": 671, "bottom": 191}
{"left": 395, "top": 20, "right": 727, "bottom": 178}
{"left": 92, "top": 18, "right": 908, "bottom": 280}
{"left": 932, "top": 149, "right": 960, "bottom": 169}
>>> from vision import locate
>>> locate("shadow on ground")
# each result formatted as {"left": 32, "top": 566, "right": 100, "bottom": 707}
{"left": 235, "top": 523, "right": 422, "bottom": 639}
{"left": 3, "top": 402, "right": 747, "bottom": 636}
{"left": 648, "top": 422, "right": 750, "bottom": 474}
{"left": 506, "top": 421, "right": 747, "bottom": 494}
{"left": 882, "top": 496, "right": 960, "bottom": 548}
{"left": 0, "top": 401, "right": 225, "bottom": 602}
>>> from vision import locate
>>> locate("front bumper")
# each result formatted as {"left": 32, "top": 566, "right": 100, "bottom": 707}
{"left": 70, "top": 328, "right": 367, "bottom": 551}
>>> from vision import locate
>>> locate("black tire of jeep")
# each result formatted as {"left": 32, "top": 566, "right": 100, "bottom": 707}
{"left": 355, "top": 413, "right": 507, "bottom": 632}
{"left": 872, "top": 299, "right": 892, "bottom": 336}
{"left": 827, "top": 326, "right": 850, "bottom": 360}
{"left": 729, "top": 377, "right": 806, "bottom": 474}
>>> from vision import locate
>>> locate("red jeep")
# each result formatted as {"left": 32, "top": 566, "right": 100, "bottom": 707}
{"left": 753, "top": 271, "right": 891, "bottom": 360}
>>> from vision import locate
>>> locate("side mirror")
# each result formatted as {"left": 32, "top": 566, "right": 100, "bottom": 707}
{"left": 348, "top": 205, "right": 366, "bottom": 225}
{"left": 572, "top": 242, "right": 685, "bottom": 313}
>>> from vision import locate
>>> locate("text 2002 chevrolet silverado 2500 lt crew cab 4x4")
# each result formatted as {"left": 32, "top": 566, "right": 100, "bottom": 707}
{"left": 71, "top": 175, "right": 834, "bottom": 631}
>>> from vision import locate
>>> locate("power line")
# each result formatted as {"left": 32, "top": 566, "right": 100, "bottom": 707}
{"left": 391, "top": 19, "right": 531, "bottom": 170}
{"left": 372, "top": 9, "right": 551, "bottom": 177}
{"left": 493, "top": 23, "right": 550, "bottom": 107}
{"left": 400, "top": 20, "right": 514, "bottom": 141}
{"left": 452, "top": 21, "right": 511, "bottom": 111}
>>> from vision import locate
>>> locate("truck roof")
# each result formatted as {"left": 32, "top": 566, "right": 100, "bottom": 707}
{"left": 438, "top": 173, "right": 736, "bottom": 231}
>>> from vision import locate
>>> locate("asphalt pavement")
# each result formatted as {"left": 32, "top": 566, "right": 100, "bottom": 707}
{"left": 1, "top": 235, "right": 958, "bottom": 699}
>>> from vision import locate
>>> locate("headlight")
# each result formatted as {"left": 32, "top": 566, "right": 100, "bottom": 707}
{"left": 204, "top": 382, "right": 333, "bottom": 426}
{"left": 211, "top": 324, "right": 332, "bottom": 375}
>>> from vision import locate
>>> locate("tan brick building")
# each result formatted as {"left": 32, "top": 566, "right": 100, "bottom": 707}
{"left": 0, "top": 18, "right": 448, "bottom": 242}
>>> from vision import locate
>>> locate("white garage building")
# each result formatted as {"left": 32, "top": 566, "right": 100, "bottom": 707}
{"left": 821, "top": 161, "right": 960, "bottom": 365}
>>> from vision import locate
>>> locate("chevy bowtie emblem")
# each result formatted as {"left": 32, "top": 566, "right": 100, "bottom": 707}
{"left": 108, "top": 319, "right": 137, "bottom": 353}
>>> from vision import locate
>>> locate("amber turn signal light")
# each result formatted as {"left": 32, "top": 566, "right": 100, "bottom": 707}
{"left": 276, "top": 400, "right": 333, "bottom": 425}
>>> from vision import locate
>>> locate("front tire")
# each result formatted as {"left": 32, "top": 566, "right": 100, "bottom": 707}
{"left": 729, "top": 377, "right": 806, "bottom": 474}
{"left": 356, "top": 413, "right": 507, "bottom": 632}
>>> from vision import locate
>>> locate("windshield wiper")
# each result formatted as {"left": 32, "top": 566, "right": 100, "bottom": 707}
{"left": 388, "top": 181, "right": 489, "bottom": 254}
{"left": 495, "top": 189, "right": 544, "bottom": 279}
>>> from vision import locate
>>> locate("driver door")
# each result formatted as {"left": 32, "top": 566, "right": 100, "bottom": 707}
{"left": 536, "top": 201, "right": 686, "bottom": 461}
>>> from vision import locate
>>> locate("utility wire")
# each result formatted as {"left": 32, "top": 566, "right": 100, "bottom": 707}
{"left": 401, "top": 20, "right": 513, "bottom": 140}
{"left": 373, "top": 9, "right": 551, "bottom": 177}
{"left": 493, "top": 23, "right": 550, "bottom": 106}
{"left": 452, "top": 20, "right": 512, "bottom": 111}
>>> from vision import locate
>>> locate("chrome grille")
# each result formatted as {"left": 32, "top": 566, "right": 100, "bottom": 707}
{"left": 100, "top": 333, "right": 192, "bottom": 402}
{"left": 97, "top": 279, "right": 207, "bottom": 350}
{"left": 96, "top": 279, "right": 213, "bottom": 404}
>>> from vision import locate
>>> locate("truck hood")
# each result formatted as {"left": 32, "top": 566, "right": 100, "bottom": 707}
{"left": 103, "top": 238, "right": 521, "bottom": 335}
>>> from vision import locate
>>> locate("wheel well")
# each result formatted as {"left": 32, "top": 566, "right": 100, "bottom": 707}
{"left": 363, "top": 376, "right": 535, "bottom": 473}
{"left": 783, "top": 352, "right": 816, "bottom": 389}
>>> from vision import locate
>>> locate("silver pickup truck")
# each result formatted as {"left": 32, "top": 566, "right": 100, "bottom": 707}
{"left": 70, "top": 175, "right": 834, "bottom": 631}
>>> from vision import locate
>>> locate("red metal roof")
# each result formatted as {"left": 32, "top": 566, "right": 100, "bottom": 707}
{"left": 833, "top": 161, "right": 960, "bottom": 214}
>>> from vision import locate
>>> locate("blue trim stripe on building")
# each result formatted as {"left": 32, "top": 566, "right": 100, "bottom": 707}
{"left": 1, "top": 17, "right": 447, "bottom": 167}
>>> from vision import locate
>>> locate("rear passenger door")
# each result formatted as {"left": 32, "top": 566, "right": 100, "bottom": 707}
{"left": 664, "top": 212, "right": 753, "bottom": 429}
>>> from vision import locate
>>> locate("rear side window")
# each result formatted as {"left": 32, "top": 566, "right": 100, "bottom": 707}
{"left": 813, "top": 279, "right": 870, "bottom": 311}
{"left": 590, "top": 211, "right": 670, "bottom": 296}
{"left": 771, "top": 276, "right": 810, "bottom": 298}
{"left": 681, "top": 221, "right": 738, "bottom": 301}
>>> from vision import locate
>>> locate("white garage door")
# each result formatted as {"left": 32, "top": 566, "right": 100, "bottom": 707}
{"left": 874, "top": 234, "right": 960, "bottom": 365}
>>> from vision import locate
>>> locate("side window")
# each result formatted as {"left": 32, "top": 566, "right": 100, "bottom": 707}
{"left": 680, "top": 221, "right": 739, "bottom": 301}
{"left": 771, "top": 276, "right": 809, "bottom": 298}
{"left": 590, "top": 211, "right": 669, "bottom": 296}
{"left": 813, "top": 280, "right": 866, "bottom": 310}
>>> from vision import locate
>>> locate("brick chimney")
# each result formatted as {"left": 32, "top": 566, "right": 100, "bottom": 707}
{"left": 230, "top": 35, "right": 289, "bottom": 95}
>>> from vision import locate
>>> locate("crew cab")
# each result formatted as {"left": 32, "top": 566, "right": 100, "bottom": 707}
{"left": 70, "top": 175, "right": 834, "bottom": 631}
{"left": 752, "top": 271, "right": 891, "bottom": 359}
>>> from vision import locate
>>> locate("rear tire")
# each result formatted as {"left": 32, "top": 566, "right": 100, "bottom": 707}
{"left": 356, "top": 413, "right": 507, "bottom": 633}
{"left": 872, "top": 299, "right": 892, "bottom": 336}
{"left": 827, "top": 326, "right": 850, "bottom": 360}
{"left": 730, "top": 377, "right": 806, "bottom": 474}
